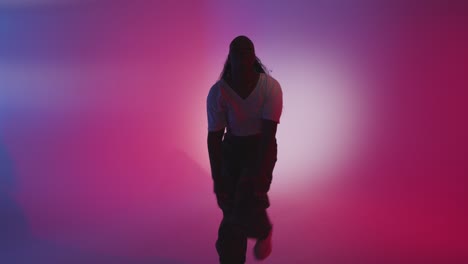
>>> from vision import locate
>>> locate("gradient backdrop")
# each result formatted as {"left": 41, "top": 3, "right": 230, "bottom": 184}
{"left": 1, "top": 1, "right": 467, "bottom": 263}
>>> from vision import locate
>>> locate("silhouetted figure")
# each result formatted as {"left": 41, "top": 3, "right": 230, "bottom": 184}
{"left": 207, "top": 36, "right": 283, "bottom": 263}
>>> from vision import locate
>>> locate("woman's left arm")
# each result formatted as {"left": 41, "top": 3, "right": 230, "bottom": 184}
{"left": 254, "top": 119, "right": 278, "bottom": 193}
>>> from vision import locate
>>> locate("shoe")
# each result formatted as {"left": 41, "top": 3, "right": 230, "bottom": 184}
{"left": 253, "top": 227, "right": 272, "bottom": 260}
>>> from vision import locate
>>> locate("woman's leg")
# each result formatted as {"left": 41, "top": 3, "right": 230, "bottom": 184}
{"left": 233, "top": 189, "right": 272, "bottom": 240}
{"left": 215, "top": 137, "right": 248, "bottom": 263}
{"left": 236, "top": 137, "right": 277, "bottom": 240}
{"left": 216, "top": 208, "right": 248, "bottom": 264}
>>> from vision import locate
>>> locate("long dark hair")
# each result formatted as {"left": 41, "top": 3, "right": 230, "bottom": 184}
{"left": 219, "top": 56, "right": 270, "bottom": 81}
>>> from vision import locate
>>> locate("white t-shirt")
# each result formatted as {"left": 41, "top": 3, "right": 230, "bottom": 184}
{"left": 207, "top": 73, "right": 283, "bottom": 136}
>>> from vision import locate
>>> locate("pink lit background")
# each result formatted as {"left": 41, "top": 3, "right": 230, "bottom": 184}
{"left": 0, "top": 1, "right": 467, "bottom": 263}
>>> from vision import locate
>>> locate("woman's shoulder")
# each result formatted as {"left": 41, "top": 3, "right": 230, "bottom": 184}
{"left": 208, "top": 79, "right": 228, "bottom": 101}
{"left": 262, "top": 74, "right": 281, "bottom": 94}
{"left": 263, "top": 73, "right": 280, "bottom": 86}
{"left": 209, "top": 80, "right": 222, "bottom": 92}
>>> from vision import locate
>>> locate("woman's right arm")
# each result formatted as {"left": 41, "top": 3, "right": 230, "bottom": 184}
{"left": 207, "top": 129, "right": 224, "bottom": 193}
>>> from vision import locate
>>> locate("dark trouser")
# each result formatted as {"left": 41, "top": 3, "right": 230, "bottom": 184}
{"left": 215, "top": 133, "right": 277, "bottom": 264}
